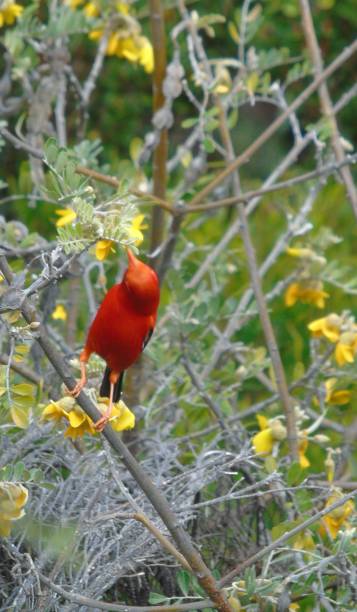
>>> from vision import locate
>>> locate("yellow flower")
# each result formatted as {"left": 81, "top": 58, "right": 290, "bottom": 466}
{"left": 97, "top": 398, "right": 135, "bottom": 431}
{"left": 93, "top": 29, "right": 154, "bottom": 73}
{"left": 335, "top": 331, "right": 357, "bottom": 366}
{"left": 321, "top": 492, "right": 354, "bottom": 539}
{"left": 0, "top": 1, "right": 23, "bottom": 27}
{"left": 285, "top": 282, "right": 329, "bottom": 309}
{"left": 41, "top": 397, "right": 75, "bottom": 422}
{"left": 252, "top": 414, "right": 286, "bottom": 456}
{"left": 95, "top": 239, "right": 116, "bottom": 261}
{"left": 83, "top": 2, "right": 99, "bottom": 17}
{"left": 64, "top": 406, "right": 96, "bottom": 439}
{"left": 55, "top": 208, "right": 77, "bottom": 227}
{"left": 308, "top": 313, "right": 342, "bottom": 343}
{"left": 127, "top": 214, "right": 148, "bottom": 246}
{"left": 325, "top": 378, "right": 351, "bottom": 405}
{"left": 298, "top": 434, "right": 310, "bottom": 469}
{"left": 0, "top": 481, "right": 28, "bottom": 537}
{"left": 51, "top": 304, "right": 68, "bottom": 321}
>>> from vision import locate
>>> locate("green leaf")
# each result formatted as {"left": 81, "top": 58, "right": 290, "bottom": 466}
{"left": 182, "top": 117, "right": 198, "bottom": 129}
{"left": 177, "top": 570, "right": 190, "bottom": 596}
{"left": 148, "top": 593, "right": 169, "bottom": 604}
{"left": 287, "top": 462, "right": 305, "bottom": 486}
{"left": 13, "top": 462, "right": 25, "bottom": 481}
{"left": 12, "top": 383, "right": 35, "bottom": 397}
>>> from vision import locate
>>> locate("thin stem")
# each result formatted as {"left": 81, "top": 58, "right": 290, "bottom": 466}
{"left": 298, "top": 0, "right": 357, "bottom": 219}
{"left": 39, "top": 573, "right": 212, "bottom": 612}
{"left": 149, "top": 0, "right": 169, "bottom": 256}
{"left": 214, "top": 101, "right": 299, "bottom": 459}
{"left": 190, "top": 40, "right": 357, "bottom": 207}
{"left": 219, "top": 488, "right": 357, "bottom": 587}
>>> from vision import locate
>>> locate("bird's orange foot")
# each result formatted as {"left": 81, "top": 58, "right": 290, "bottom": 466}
{"left": 67, "top": 378, "right": 86, "bottom": 398}
{"left": 94, "top": 413, "right": 111, "bottom": 432}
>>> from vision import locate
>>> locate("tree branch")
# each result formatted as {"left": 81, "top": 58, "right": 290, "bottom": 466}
{"left": 0, "top": 256, "right": 233, "bottom": 612}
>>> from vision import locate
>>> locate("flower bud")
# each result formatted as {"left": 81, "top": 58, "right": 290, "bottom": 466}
{"left": 271, "top": 419, "right": 287, "bottom": 441}
{"left": 314, "top": 434, "right": 330, "bottom": 445}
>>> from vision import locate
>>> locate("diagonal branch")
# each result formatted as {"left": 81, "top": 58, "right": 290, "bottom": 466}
{"left": 298, "top": 0, "right": 357, "bottom": 220}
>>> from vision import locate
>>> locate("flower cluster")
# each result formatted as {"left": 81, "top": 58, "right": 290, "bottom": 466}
{"left": 308, "top": 313, "right": 357, "bottom": 366}
{"left": 321, "top": 490, "right": 354, "bottom": 539}
{"left": 67, "top": 0, "right": 154, "bottom": 73}
{"left": 94, "top": 214, "right": 147, "bottom": 261}
{"left": 42, "top": 396, "right": 135, "bottom": 439}
{"left": 285, "top": 281, "right": 329, "bottom": 309}
{"left": 0, "top": 481, "right": 28, "bottom": 537}
{"left": 252, "top": 406, "right": 329, "bottom": 469}
{"left": 55, "top": 192, "right": 148, "bottom": 259}
{"left": 284, "top": 246, "right": 328, "bottom": 309}
{"left": 0, "top": 0, "right": 23, "bottom": 28}
{"left": 252, "top": 413, "right": 310, "bottom": 468}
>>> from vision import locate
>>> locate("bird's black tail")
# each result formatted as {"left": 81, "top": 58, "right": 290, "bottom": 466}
{"left": 99, "top": 367, "right": 124, "bottom": 403}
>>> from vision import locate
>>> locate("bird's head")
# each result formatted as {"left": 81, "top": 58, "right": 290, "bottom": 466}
{"left": 123, "top": 249, "right": 160, "bottom": 313}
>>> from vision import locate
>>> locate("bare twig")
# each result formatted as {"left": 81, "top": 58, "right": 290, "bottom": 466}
{"left": 39, "top": 573, "right": 212, "bottom": 612}
{"left": 190, "top": 40, "right": 357, "bottom": 207}
{"left": 219, "top": 488, "right": 357, "bottom": 587}
{"left": 298, "top": 0, "right": 357, "bottom": 219}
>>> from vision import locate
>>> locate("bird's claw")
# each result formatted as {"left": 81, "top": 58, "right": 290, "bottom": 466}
{"left": 94, "top": 414, "right": 110, "bottom": 432}
{"left": 67, "top": 379, "right": 85, "bottom": 398}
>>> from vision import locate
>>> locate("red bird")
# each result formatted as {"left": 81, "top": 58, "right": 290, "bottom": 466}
{"left": 70, "top": 249, "right": 160, "bottom": 431}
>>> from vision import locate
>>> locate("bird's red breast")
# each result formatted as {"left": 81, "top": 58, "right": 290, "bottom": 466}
{"left": 84, "top": 250, "right": 160, "bottom": 373}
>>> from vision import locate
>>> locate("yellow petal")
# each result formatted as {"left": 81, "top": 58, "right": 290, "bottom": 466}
{"left": 127, "top": 227, "right": 144, "bottom": 246}
{"left": 335, "top": 342, "right": 354, "bottom": 366}
{"left": 107, "top": 32, "right": 120, "bottom": 55}
{"left": 52, "top": 304, "right": 67, "bottom": 321}
{"left": 284, "top": 283, "right": 300, "bottom": 307}
{"left": 308, "top": 315, "right": 341, "bottom": 342}
{"left": 328, "top": 390, "right": 351, "bottom": 405}
{"left": 84, "top": 2, "right": 99, "bottom": 17}
{"left": 252, "top": 428, "right": 274, "bottom": 455}
{"left": 95, "top": 239, "right": 115, "bottom": 261}
{"left": 55, "top": 208, "right": 77, "bottom": 227}
{"left": 42, "top": 402, "right": 65, "bottom": 421}
{"left": 67, "top": 409, "right": 86, "bottom": 428}
{"left": 298, "top": 437, "right": 310, "bottom": 469}
{"left": 256, "top": 414, "right": 269, "bottom": 430}
{"left": 110, "top": 401, "right": 135, "bottom": 432}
